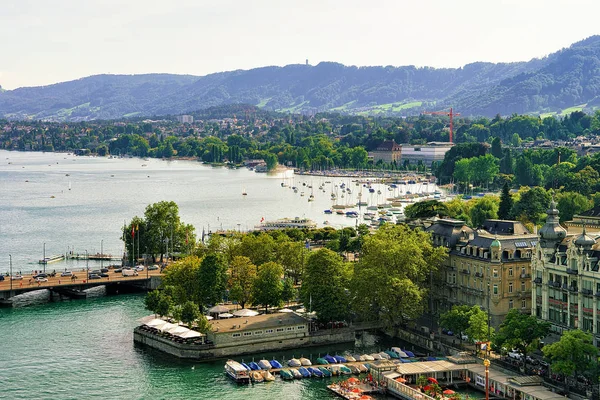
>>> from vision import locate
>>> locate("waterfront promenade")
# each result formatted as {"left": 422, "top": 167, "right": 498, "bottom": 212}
{"left": 0, "top": 269, "right": 162, "bottom": 303}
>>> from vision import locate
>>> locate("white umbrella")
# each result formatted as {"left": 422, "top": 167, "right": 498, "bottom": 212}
{"left": 296, "top": 308, "right": 306, "bottom": 313}
{"left": 145, "top": 318, "right": 166, "bottom": 327}
{"left": 278, "top": 308, "right": 293, "bottom": 313}
{"left": 209, "top": 305, "right": 230, "bottom": 313}
{"left": 157, "top": 322, "right": 178, "bottom": 332}
{"left": 168, "top": 325, "right": 190, "bottom": 335}
{"left": 233, "top": 308, "right": 259, "bottom": 317}
{"left": 205, "top": 315, "right": 214, "bottom": 320}
{"left": 218, "top": 313, "right": 234, "bottom": 318}
{"left": 178, "top": 330, "right": 203, "bottom": 338}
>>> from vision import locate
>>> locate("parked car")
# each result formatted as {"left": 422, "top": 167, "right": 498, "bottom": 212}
{"left": 60, "top": 271, "right": 73, "bottom": 277}
{"left": 11, "top": 275, "right": 23, "bottom": 280}
{"left": 35, "top": 277, "right": 48, "bottom": 282}
{"left": 88, "top": 274, "right": 101, "bottom": 280}
{"left": 0, "top": 275, "right": 4, "bottom": 281}
{"left": 100, "top": 268, "right": 109, "bottom": 273}
{"left": 508, "top": 350, "right": 523, "bottom": 360}
{"left": 148, "top": 265, "right": 159, "bottom": 271}
{"left": 33, "top": 273, "right": 48, "bottom": 279}
{"left": 122, "top": 269, "right": 138, "bottom": 277}
{"left": 91, "top": 270, "right": 101, "bottom": 275}
{"left": 134, "top": 265, "right": 144, "bottom": 272}
{"left": 113, "top": 268, "right": 122, "bottom": 273}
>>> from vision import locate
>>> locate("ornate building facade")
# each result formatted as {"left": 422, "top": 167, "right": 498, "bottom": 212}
{"left": 532, "top": 200, "right": 600, "bottom": 338}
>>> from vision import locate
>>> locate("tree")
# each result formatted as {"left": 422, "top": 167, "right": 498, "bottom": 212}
{"left": 543, "top": 330, "right": 598, "bottom": 392}
{"left": 494, "top": 308, "right": 550, "bottom": 369}
{"left": 195, "top": 314, "right": 212, "bottom": 334}
{"left": 491, "top": 137, "right": 503, "bottom": 158}
{"left": 239, "top": 233, "right": 275, "bottom": 267}
{"left": 228, "top": 256, "right": 256, "bottom": 309}
{"left": 498, "top": 183, "right": 513, "bottom": 220}
{"left": 274, "top": 240, "right": 307, "bottom": 284}
{"left": 470, "top": 196, "right": 499, "bottom": 227}
{"left": 162, "top": 256, "right": 202, "bottom": 305}
{"left": 466, "top": 308, "right": 493, "bottom": 352}
{"left": 453, "top": 158, "right": 472, "bottom": 185}
{"left": 302, "top": 248, "right": 351, "bottom": 322}
{"left": 555, "top": 191, "right": 592, "bottom": 222}
{"left": 511, "top": 187, "right": 551, "bottom": 225}
{"left": 197, "top": 254, "right": 227, "bottom": 310}
{"left": 439, "top": 305, "right": 472, "bottom": 343}
{"left": 405, "top": 200, "right": 449, "bottom": 219}
{"left": 351, "top": 224, "right": 447, "bottom": 326}
{"left": 144, "top": 290, "right": 162, "bottom": 316}
{"left": 180, "top": 301, "right": 200, "bottom": 328}
{"left": 252, "top": 261, "right": 284, "bottom": 312}
{"left": 281, "top": 278, "right": 296, "bottom": 305}
{"left": 155, "top": 293, "right": 172, "bottom": 318}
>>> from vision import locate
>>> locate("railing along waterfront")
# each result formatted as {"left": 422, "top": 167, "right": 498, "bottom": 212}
{"left": 386, "top": 378, "right": 436, "bottom": 400}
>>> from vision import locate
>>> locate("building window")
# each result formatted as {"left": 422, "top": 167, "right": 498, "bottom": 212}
{"left": 509, "top": 300, "right": 513, "bottom": 309}
{"left": 493, "top": 284, "right": 498, "bottom": 295}
{"left": 521, "top": 267, "right": 526, "bottom": 275}
{"left": 243, "top": 332, "right": 252, "bottom": 336}
{"left": 509, "top": 283, "right": 513, "bottom": 293}
{"left": 493, "top": 269, "right": 498, "bottom": 278}
{"left": 508, "top": 268, "right": 513, "bottom": 277}
{"left": 297, "top": 326, "right": 305, "bottom": 330}
{"left": 276, "top": 328, "right": 284, "bottom": 332}
{"left": 265, "top": 329, "right": 273, "bottom": 334}
{"left": 521, "top": 282, "right": 526, "bottom": 292}
{"left": 286, "top": 327, "right": 293, "bottom": 331}
{"left": 232, "top": 333, "right": 241, "bottom": 338}
{"left": 522, "top": 300, "right": 526, "bottom": 309}
{"left": 254, "top": 331, "right": 263, "bottom": 335}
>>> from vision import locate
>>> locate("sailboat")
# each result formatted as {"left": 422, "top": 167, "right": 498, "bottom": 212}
{"left": 68, "top": 181, "right": 72, "bottom": 191}
{"left": 242, "top": 187, "right": 247, "bottom": 196}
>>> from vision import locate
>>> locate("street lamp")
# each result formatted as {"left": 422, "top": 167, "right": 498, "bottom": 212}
{"left": 86, "top": 250, "right": 89, "bottom": 281}
{"left": 100, "top": 240, "right": 104, "bottom": 269}
{"left": 484, "top": 358, "right": 490, "bottom": 400}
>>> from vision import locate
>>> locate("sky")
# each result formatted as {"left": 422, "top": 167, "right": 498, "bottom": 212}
{"left": 1, "top": 0, "right": 599, "bottom": 90}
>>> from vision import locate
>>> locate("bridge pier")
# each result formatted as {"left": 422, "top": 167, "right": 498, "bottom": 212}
{"left": 0, "top": 298, "right": 13, "bottom": 308}
{"left": 50, "top": 288, "right": 87, "bottom": 300}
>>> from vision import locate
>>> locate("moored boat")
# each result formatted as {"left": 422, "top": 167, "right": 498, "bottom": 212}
{"left": 308, "top": 367, "right": 324, "bottom": 377}
{"left": 299, "top": 357, "right": 312, "bottom": 366}
{"left": 333, "top": 355, "right": 347, "bottom": 363}
{"left": 348, "top": 364, "right": 361, "bottom": 374}
{"left": 261, "top": 370, "right": 275, "bottom": 381}
{"left": 343, "top": 353, "right": 356, "bottom": 362}
{"left": 279, "top": 369, "right": 294, "bottom": 380}
{"left": 258, "top": 359, "right": 272, "bottom": 370}
{"left": 319, "top": 366, "right": 333, "bottom": 377}
{"left": 269, "top": 359, "right": 283, "bottom": 369}
{"left": 248, "top": 361, "right": 261, "bottom": 370}
{"left": 298, "top": 367, "right": 311, "bottom": 378}
{"left": 288, "top": 358, "right": 301, "bottom": 367}
{"left": 316, "top": 357, "right": 329, "bottom": 365}
{"left": 323, "top": 355, "right": 337, "bottom": 364}
{"left": 339, "top": 365, "right": 352, "bottom": 375}
{"left": 225, "top": 360, "right": 250, "bottom": 384}
{"left": 250, "top": 370, "right": 264, "bottom": 382}
{"left": 291, "top": 368, "right": 302, "bottom": 379}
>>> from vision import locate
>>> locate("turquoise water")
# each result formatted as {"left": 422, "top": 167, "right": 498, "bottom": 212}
{"left": 0, "top": 150, "right": 435, "bottom": 399}
{"left": 0, "top": 291, "right": 401, "bottom": 399}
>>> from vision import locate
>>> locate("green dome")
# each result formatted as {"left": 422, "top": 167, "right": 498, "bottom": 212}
{"left": 490, "top": 238, "right": 501, "bottom": 248}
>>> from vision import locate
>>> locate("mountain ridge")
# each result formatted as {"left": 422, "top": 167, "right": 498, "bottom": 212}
{"left": 1, "top": 36, "right": 599, "bottom": 121}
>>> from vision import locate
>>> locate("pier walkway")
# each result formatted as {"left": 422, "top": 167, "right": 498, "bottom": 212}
{"left": 0, "top": 269, "right": 162, "bottom": 305}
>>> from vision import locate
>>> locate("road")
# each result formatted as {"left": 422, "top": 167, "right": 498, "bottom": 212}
{"left": 0, "top": 268, "right": 163, "bottom": 292}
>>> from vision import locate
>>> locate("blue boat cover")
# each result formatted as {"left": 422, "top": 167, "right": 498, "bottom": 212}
{"left": 324, "top": 355, "right": 337, "bottom": 364}
{"left": 248, "top": 362, "right": 261, "bottom": 370}
{"left": 404, "top": 350, "right": 415, "bottom": 358}
{"left": 333, "top": 355, "right": 347, "bottom": 363}
{"left": 298, "top": 367, "right": 311, "bottom": 377}
{"left": 269, "top": 359, "right": 283, "bottom": 369}
{"left": 241, "top": 362, "right": 251, "bottom": 371}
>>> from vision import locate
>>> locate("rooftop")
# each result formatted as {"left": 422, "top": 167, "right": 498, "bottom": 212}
{"left": 209, "top": 312, "right": 308, "bottom": 334}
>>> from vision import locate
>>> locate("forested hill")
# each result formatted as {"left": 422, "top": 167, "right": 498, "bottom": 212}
{"left": 2, "top": 36, "right": 600, "bottom": 121}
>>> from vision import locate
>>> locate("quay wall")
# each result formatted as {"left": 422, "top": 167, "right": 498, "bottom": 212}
{"left": 134, "top": 327, "right": 355, "bottom": 361}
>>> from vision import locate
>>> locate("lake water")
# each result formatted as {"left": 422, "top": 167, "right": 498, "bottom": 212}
{"left": 0, "top": 150, "right": 435, "bottom": 399}
{"left": 0, "top": 149, "right": 436, "bottom": 274}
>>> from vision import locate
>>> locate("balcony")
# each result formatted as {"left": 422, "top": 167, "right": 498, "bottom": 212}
{"left": 520, "top": 273, "right": 531, "bottom": 279}
{"left": 518, "top": 291, "right": 531, "bottom": 298}
{"left": 534, "top": 277, "right": 542, "bottom": 284}
{"left": 568, "top": 286, "right": 578, "bottom": 293}
{"left": 461, "top": 269, "right": 470, "bottom": 275}
{"left": 561, "top": 283, "right": 569, "bottom": 290}
{"left": 582, "top": 288, "right": 593, "bottom": 296}
{"left": 595, "top": 292, "right": 600, "bottom": 297}
{"left": 474, "top": 272, "right": 483, "bottom": 278}
{"left": 553, "top": 281, "right": 562, "bottom": 288}
{"left": 566, "top": 268, "right": 578, "bottom": 275}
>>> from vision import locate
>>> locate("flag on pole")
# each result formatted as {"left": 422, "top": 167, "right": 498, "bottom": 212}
{"left": 260, "top": 217, "right": 265, "bottom": 222}
{"left": 131, "top": 226, "right": 135, "bottom": 238}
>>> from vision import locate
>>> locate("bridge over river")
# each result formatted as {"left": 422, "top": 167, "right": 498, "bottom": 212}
{"left": 0, "top": 269, "right": 163, "bottom": 306}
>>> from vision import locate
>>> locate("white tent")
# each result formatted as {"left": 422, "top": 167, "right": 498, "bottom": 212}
{"left": 157, "top": 322, "right": 178, "bottom": 332}
{"left": 296, "top": 308, "right": 306, "bottom": 313}
{"left": 233, "top": 308, "right": 259, "bottom": 317}
{"left": 145, "top": 318, "right": 166, "bottom": 327}
{"left": 278, "top": 308, "right": 293, "bottom": 313}
{"left": 177, "top": 330, "right": 203, "bottom": 338}
{"left": 205, "top": 315, "right": 214, "bottom": 320}
{"left": 168, "top": 325, "right": 190, "bottom": 335}
{"left": 218, "top": 313, "right": 234, "bottom": 318}
{"left": 208, "top": 305, "right": 230, "bottom": 313}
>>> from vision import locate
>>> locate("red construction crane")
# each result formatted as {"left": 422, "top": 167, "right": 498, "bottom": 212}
{"left": 422, "top": 107, "right": 460, "bottom": 143}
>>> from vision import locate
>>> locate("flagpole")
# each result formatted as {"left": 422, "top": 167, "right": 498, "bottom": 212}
{"left": 131, "top": 223, "right": 135, "bottom": 267}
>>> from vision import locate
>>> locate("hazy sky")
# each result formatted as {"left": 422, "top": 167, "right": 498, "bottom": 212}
{"left": 1, "top": 0, "right": 599, "bottom": 89}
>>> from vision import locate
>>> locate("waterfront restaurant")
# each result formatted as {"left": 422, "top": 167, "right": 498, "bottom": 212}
{"left": 382, "top": 360, "right": 566, "bottom": 400}
{"left": 206, "top": 312, "right": 310, "bottom": 347}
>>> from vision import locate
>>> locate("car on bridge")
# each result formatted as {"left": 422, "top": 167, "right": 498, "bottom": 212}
{"left": 11, "top": 275, "right": 23, "bottom": 280}
{"left": 88, "top": 274, "right": 102, "bottom": 280}
{"left": 60, "top": 271, "right": 73, "bottom": 277}
{"left": 35, "top": 277, "right": 48, "bottom": 283}
{"left": 148, "top": 265, "right": 159, "bottom": 271}
{"left": 33, "top": 273, "right": 48, "bottom": 279}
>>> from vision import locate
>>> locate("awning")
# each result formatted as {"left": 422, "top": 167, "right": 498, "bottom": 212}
{"left": 233, "top": 308, "right": 259, "bottom": 317}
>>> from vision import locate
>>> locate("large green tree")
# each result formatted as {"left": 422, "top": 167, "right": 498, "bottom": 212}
{"left": 543, "top": 329, "right": 598, "bottom": 391}
{"left": 351, "top": 224, "right": 447, "bottom": 326}
{"left": 405, "top": 199, "right": 449, "bottom": 219}
{"left": 252, "top": 261, "right": 284, "bottom": 312}
{"left": 301, "top": 248, "right": 352, "bottom": 322}
{"left": 469, "top": 196, "right": 499, "bottom": 227}
{"left": 494, "top": 308, "right": 550, "bottom": 369}
{"left": 498, "top": 183, "right": 513, "bottom": 220}
{"left": 162, "top": 256, "right": 202, "bottom": 305}
{"left": 228, "top": 256, "right": 256, "bottom": 309}
{"left": 197, "top": 254, "right": 227, "bottom": 310}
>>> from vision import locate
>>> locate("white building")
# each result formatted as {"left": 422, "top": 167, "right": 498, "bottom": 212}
{"left": 401, "top": 142, "right": 454, "bottom": 166}
{"left": 177, "top": 115, "right": 194, "bottom": 124}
